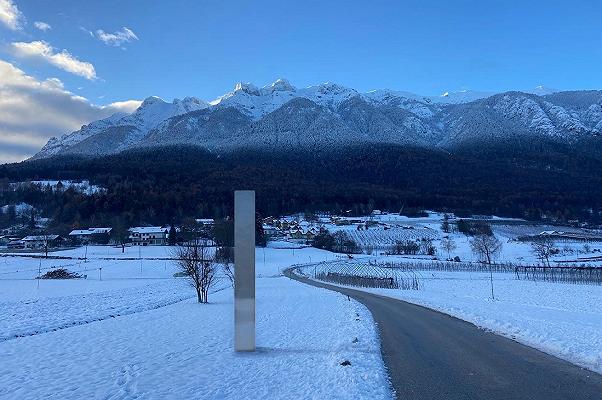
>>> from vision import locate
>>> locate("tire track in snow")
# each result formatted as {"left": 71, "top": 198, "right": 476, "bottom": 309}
{"left": 1, "top": 280, "right": 232, "bottom": 343}
{"left": 1, "top": 291, "right": 195, "bottom": 343}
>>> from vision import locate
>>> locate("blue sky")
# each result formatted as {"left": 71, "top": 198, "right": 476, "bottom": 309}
{"left": 0, "top": 0, "right": 601, "bottom": 162}
{"left": 4, "top": 0, "right": 602, "bottom": 101}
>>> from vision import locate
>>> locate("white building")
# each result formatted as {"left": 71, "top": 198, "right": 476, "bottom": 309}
{"left": 129, "top": 227, "right": 169, "bottom": 246}
{"left": 22, "top": 235, "right": 61, "bottom": 249}
{"left": 68, "top": 227, "right": 112, "bottom": 243}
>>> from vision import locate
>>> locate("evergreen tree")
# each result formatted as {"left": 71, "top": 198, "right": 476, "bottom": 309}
{"left": 168, "top": 225, "right": 178, "bottom": 246}
{"left": 255, "top": 212, "right": 267, "bottom": 247}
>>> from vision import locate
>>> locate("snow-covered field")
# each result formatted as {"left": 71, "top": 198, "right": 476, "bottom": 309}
{"left": 301, "top": 212, "right": 602, "bottom": 265}
{"left": 0, "top": 246, "right": 391, "bottom": 399}
{"left": 343, "top": 226, "right": 439, "bottom": 250}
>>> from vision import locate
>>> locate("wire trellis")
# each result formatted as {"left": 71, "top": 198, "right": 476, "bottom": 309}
{"left": 305, "top": 260, "right": 423, "bottom": 290}
{"left": 300, "top": 258, "right": 602, "bottom": 288}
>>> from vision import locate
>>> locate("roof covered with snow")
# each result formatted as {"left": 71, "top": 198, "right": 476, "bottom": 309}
{"left": 69, "top": 228, "right": 112, "bottom": 236}
{"left": 22, "top": 235, "right": 60, "bottom": 241}
{"left": 129, "top": 227, "right": 167, "bottom": 234}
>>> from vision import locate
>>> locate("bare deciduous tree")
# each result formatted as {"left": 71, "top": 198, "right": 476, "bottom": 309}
{"left": 470, "top": 234, "right": 502, "bottom": 299}
{"left": 173, "top": 241, "right": 216, "bottom": 303}
{"left": 440, "top": 237, "right": 457, "bottom": 260}
{"left": 531, "top": 236, "right": 556, "bottom": 267}
{"left": 41, "top": 232, "right": 54, "bottom": 258}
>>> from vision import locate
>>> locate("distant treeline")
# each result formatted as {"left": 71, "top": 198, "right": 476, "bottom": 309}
{"left": 1, "top": 143, "right": 601, "bottom": 233}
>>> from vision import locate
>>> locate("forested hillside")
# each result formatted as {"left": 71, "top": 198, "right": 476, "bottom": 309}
{"left": 2, "top": 144, "right": 601, "bottom": 233}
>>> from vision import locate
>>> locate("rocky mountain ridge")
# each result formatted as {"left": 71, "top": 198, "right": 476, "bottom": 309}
{"left": 34, "top": 80, "right": 602, "bottom": 159}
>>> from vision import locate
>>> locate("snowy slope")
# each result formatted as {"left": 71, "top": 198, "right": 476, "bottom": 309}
{"left": 35, "top": 96, "right": 208, "bottom": 158}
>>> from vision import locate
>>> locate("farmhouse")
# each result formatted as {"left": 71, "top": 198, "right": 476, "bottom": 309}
{"left": 22, "top": 235, "right": 61, "bottom": 249}
{"left": 262, "top": 224, "right": 280, "bottom": 236}
{"left": 129, "top": 227, "right": 169, "bottom": 246}
{"left": 7, "top": 239, "right": 24, "bottom": 249}
{"left": 537, "top": 231, "right": 602, "bottom": 242}
{"left": 289, "top": 228, "right": 317, "bottom": 241}
{"left": 68, "top": 227, "right": 112, "bottom": 244}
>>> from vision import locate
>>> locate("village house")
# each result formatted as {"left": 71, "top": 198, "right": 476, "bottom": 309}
{"left": 129, "top": 227, "right": 169, "bottom": 246}
{"left": 22, "top": 235, "right": 62, "bottom": 249}
{"left": 68, "top": 227, "right": 112, "bottom": 244}
{"left": 289, "top": 228, "right": 318, "bottom": 242}
{"left": 7, "top": 239, "right": 24, "bottom": 249}
{"left": 262, "top": 224, "right": 280, "bottom": 236}
{"left": 537, "top": 230, "right": 602, "bottom": 243}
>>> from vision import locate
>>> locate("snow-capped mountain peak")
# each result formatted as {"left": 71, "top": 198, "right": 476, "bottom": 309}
{"left": 173, "top": 96, "right": 209, "bottom": 113}
{"left": 140, "top": 95, "right": 166, "bottom": 107}
{"left": 434, "top": 89, "right": 494, "bottom": 104}
{"left": 527, "top": 85, "right": 559, "bottom": 96}
{"left": 234, "top": 82, "right": 261, "bottom": 95}
{"left": 265, "top": 78, "right": 296, "bottom": 93}
{"left": 120, "top": 95, "right": 207, "bottom": 133}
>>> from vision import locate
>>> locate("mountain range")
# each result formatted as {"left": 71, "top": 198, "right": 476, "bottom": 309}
{"left": 34, "top": 79, "right": 602, "bottom": 159}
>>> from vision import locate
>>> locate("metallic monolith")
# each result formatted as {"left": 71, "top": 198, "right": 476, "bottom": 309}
{"left": 234, "top": 190, "right": 255, "bottom": 351}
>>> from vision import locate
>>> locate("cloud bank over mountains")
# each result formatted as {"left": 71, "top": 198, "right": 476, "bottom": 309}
{"left": 0, "top": 61, "right": 140, "bottom": 163}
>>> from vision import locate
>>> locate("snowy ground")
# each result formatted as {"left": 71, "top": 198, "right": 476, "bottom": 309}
{"left": 3, "top": 214, "right": 602, "bottom": 399}
{"left": 0, "top": 246, "right": 391, "bottom": 399}
{"left": 300, "top": 265, "right": 602, "bottom": 375}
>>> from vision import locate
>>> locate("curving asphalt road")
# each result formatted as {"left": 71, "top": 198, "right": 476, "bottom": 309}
{"left": 284, "top": 267, "right": 602, "bottom": 400}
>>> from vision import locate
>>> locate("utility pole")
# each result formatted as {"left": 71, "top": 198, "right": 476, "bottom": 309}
{"left": 139, "top": 245, "right": 142, "bottom": 275}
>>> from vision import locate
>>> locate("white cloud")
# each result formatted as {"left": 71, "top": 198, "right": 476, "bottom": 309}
{"left": 0, "top": 0, "right": 23, "bottom": 30}
{"left": 11, "top": 41, "right": 97, "bottom": 80}
{"left": 95, "top": 27, "right": 139, "bottom": 46}
{"left": 0, "top": 60, "right": 140, "bottom": 163}
{"left": 33, "top": 21, "right": 51, "bottom": 31}
{"left": 79, "top": 26, "right": 94, "bottom": 37}
{"left": 107, "top": 99, "right": 143, "bottom": 111}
